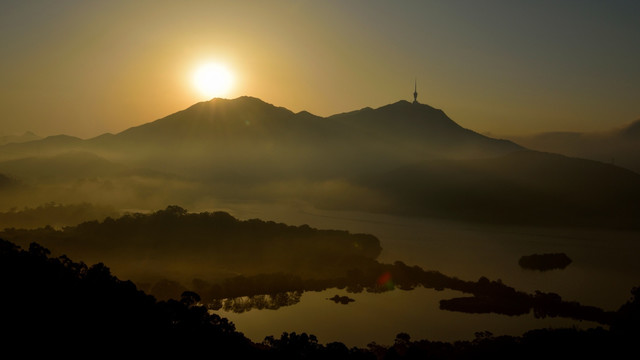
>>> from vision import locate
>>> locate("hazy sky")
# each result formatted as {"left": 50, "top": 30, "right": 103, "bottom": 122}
{"left": 1, "top": 0, "right": 639, "bottom": 138}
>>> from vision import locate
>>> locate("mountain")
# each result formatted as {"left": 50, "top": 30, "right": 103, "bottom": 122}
{"left": 0, "top": 96, "right": 522, "bottom": 179}
{"left": 115, "top": 96, "right": 309, "bottom": 142}
{"left": 1, "top": 96, "right": 638, "bottom": 228}
{"left": 86, "top": 97, "right": 524, "bottom": 179}
{"left": 0, "top": 97, "right": 522, "bottom": 161}
{"left": 0, "top": 134, "right": 83, "bottom": 161}
{"left": 327, "top": 100, "right": 521, "bottom": 156}
{"left": 508, "top": 119, "right": 640, "bottom": 174}
{"left": 111, "top": 97, "right": 522, "bottom": 156}
{"left": 346, "top": 150, "right": 640, "bottom": 228}
{"left": 0, "top": 131, "right": 41, "bottom": 146}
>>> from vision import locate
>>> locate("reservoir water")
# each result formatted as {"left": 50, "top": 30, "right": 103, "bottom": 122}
{"left": 209, "top": 202, "right": 640, "bottom": 347}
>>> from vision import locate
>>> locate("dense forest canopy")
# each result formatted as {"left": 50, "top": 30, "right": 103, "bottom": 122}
{"left": 1, "top": 205, "right": 382, "bottom": 283}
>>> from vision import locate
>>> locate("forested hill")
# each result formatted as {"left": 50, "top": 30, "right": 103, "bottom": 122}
{"left": 0, "top": 239, "right": 255, "bottom": 356}
{"left": 1, "top": 206, "right": 382, "bottom": 280}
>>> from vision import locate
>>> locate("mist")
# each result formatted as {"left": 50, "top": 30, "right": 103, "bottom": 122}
{"left": 1, "top": 96, "right": 639, "bottom": 352}
{"left": 507, "top": 119, "right": 640, "bottom": 174}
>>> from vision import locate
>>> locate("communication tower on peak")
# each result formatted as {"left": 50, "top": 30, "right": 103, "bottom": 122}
{"left": 413, "top": 79, "right": 419, "bottom": 104}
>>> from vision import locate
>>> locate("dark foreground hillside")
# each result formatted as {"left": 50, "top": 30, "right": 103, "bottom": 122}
{"left": 1, "top": 239, "right": 638, "bottom": 359}
{"left": 0, "top": 239, "right": 255, "bottom": 356}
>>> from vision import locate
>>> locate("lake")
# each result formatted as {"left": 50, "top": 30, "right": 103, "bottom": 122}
{"left": 209, "top": 201, "right": 640, "bottom": 347}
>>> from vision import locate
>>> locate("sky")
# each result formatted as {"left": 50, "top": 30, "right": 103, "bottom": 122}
{"left": 1, "top": 0, "right": 639, "bottom": 138}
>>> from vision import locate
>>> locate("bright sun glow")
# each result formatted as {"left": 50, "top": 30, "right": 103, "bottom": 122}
{"left": 193, "top": 63, "right": 234, "bottom": 99}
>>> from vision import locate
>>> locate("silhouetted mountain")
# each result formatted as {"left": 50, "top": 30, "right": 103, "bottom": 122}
{"left": 353, "top": 151, "right": 640, "bottom": 228}
{"left": 0, "top": 97, "right": 523, "bottom": 177}
{"left": 99, "top": 97, "right": 523, "bottom": 177}
{"left": 509, "top": 119, "right": 640, "bottom": 174}
{"left": 0, "top": 134, "right": 84, "bottom": 162}
{"left": 328, "top": 100, "right": 522, "bottom": 157}
{"left": 1, "top": 97, "right": 638, "bottom": 228}
{"left": 0, "top": 131, "right": 41, "bottom": 146}
{"left": 118, "top": 96, "right": 507, "bottom": 150}
{"left": 116, "top": 96, "right": 309, "bottom": 142}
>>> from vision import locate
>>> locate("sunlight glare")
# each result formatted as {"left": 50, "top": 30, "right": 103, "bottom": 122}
{"left": 193, "top": 63, "right": 234, "bottom": 99}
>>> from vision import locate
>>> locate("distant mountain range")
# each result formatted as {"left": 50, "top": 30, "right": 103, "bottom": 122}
{"left": 0, "top": 131, "right": 41, "bottom": 146}
{"left": 508, "top": 119, "right": 640, "bottom": 174}
{"left": 1, "top": 97, "right": 638, "bottom": 228}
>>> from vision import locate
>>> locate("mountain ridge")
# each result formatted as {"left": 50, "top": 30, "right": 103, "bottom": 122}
{"left": 508, "top": 118, "right": 640, "bottom": 174}
{"left": 0, "top": 96, "right": 525, "bottom": 175}
{"left": 1, "top": 96, "right": 522, "bottom": 160}
{"left": 1, "top": 96, "right": 638, "bottom": 228}
{"left": 0, "top": 131, "right": 41, "bottom": 146}
{"left": 103, "top": 96, "right": 523, "bottom": 158}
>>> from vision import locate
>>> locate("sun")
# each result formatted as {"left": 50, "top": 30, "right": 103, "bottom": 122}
{"left": 193, "top": 63, "right": 234, "bottom": 99}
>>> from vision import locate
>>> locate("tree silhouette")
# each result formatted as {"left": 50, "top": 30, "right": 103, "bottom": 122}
{"left": 181, "top": 290, "right": 201, "bottom": 306}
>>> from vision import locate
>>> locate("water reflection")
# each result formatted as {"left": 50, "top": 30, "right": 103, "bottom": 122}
{"left": 199, "top": 204, "right": 640, "bottom": 347}
{"left": 217, "top": 287, "right": 605, "bottom": 347}
{"left": 202, "top": 261, "right": 613, "bottom": 325}
{"left": 208, "top": 291, "right": 303, "bottom": 313}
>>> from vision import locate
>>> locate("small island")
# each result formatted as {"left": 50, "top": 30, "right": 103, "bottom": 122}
{"left": 519, "top": 253, "right": 572, "bottom": 271}
{"left": 328, "top": 295, "right": 355, "bottom": 305}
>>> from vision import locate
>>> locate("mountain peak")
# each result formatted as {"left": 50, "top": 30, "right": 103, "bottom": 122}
{"left": 335, "top": 98, "right": 461, "bottom": 134}
{"left": 380, "top": 99, "right": 442, "bottom": 113}
{"left": 205, "top": 96, "right": 288, "bottom": 110}
{"left": 198, "top": 96, "right": 295, "bottom": 116}
{"left": 115, "top": 95, "right": 299, "bottom": 140}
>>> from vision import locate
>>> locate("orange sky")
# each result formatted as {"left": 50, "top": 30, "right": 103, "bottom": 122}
{"left": 1, "top": 1, "right": 639, "bottom": 138}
